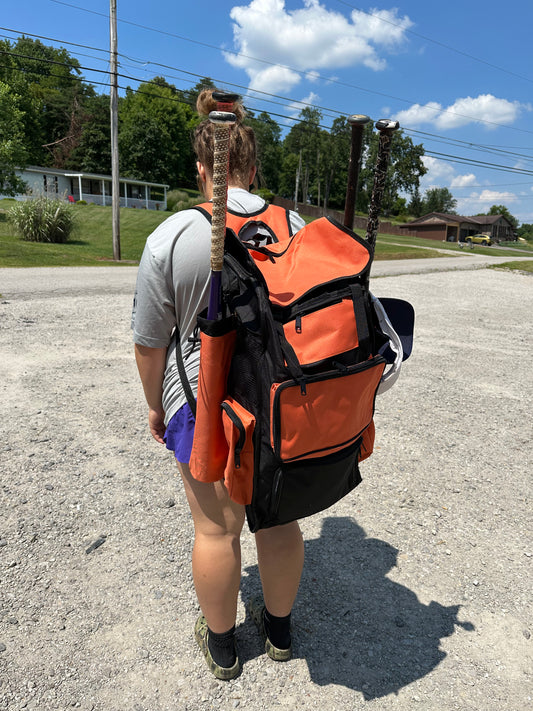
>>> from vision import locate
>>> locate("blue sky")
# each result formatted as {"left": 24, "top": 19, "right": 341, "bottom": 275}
{"left": 3, "top": 0, "right": 533, "bottom": 224}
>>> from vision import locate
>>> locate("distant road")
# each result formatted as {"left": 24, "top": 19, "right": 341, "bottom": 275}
{"left": 1, "top": 251, "right": 532, "bottom": 299}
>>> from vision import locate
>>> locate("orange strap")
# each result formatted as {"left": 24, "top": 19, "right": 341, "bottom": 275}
{"left": 195, "top": 202, "right": 294, "bottom": 242}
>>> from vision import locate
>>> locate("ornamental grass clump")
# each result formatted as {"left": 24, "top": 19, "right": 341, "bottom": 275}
{"left": 9, "top": 196, "right": 75, "bottom": 243}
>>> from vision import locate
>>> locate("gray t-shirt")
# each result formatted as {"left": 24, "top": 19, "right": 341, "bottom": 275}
{"left": 131, "top": 189, "right": 305, "bottom": 424}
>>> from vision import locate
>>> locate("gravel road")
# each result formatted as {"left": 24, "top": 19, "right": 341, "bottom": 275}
{"left": 0, "top": 260, "right": 531, "bottom": 711}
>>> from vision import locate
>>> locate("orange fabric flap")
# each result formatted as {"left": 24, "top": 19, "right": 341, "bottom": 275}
{"left": 253, "top": 218, "right": 371, "bottom": 307}
{"left": 189, "top": 328, "right": 236, "bottom": 482}
{"left": 270, "top": 359, "right": 385, "bottom": 462}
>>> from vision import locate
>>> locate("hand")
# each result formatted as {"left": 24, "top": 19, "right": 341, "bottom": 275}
{"left": 148, "top": 407, "right": 166, "bottom": 444}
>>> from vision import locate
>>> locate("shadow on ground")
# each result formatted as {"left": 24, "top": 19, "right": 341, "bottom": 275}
{"left": 241, "top": 516, "right": 474, "bottom": 700}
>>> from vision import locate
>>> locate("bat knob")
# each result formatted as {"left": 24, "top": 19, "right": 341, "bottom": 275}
{"left": 348, "top": 114, "right": 371, "bottom": 126}
{"left": 375, "top": 119, "right": 400, "bottom": 132}
{"left": 209, "top": 111, "right": 237, "bottom": 125}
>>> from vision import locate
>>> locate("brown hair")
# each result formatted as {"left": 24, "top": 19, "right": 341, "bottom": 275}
{"left": 193, "top": 88, "right": 257, "bottom": 187}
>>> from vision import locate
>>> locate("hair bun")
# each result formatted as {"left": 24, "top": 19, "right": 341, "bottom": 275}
{"left": 196, "top": 88, "right": 245, "bottom": 123}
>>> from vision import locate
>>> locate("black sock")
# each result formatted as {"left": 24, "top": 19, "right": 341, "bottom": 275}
{"left": 207, "top": 625, "right": 237, "bottom": 668}
{"left": 263, "top": 608, "right": 291, "bottom": 650}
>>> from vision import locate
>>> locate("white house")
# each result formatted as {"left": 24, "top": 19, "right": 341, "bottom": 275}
{"left": 4, "top": 166, "right": 169, "bottom": 211}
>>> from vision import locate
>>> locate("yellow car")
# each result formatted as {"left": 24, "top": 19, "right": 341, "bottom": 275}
{"left": 466, "top": 234, "right": 492, "bottom": 246}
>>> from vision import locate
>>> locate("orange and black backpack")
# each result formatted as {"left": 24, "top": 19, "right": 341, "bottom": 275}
{"left": 179, "top": 202, "right": 407, "bottom": 532}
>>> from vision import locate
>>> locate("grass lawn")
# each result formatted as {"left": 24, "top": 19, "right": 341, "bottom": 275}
{"left": 373, "top": 238, "right": 446, "bottom": 260}
{"left": 488, "top": 261, "right": 533, "bottom": 274}
{"left": 0, "top": 201, "right": 168, "bottom": 267}
{"left": 0, "top": 198, "right": 522, "bottom": 268}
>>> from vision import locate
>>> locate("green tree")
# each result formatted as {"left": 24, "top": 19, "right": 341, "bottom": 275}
{"left": 0, "top": 81, "right": 29, "bottom": 195}
{"left": 484, "top": 204, "right": 519, "bottom": 229}
{"left": 282, "top": 107, "right": 322, "bottom": 204}
{"left": 408, "top": 186, "right": 424, "bottom": 217}
{"left": 119, "top": 78, "right": 194, "bottom": 187}
{"left": 277, "top": 152, "right": 299, "bottom": 203}
{"left": 321, "top": 116, "right": 358, "bottom": 211}
{"left": 246, "top": 111, "right": 283, "bottom": 193}
{"left": 517, "top": 223, "right": 533, "bottom": 239}
{"left": 391, "top": 196, "right": 408, "bottom": 217}
{"left": 359, "top": 130, "right": 426, "bottom": 215}
{"left": 66, "top": 94, "right": 112, "bottom": 174}
{"left": 422, "top": 187, "right": 457, "bottom": 214}
{"left": 0, "top": 39, "right": 43, "bottom": 166}
{"left": 0, "top": 37, "right": 95, "bottom": 167}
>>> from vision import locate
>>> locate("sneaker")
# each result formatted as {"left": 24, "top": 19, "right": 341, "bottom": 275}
{"left": 247, "top": 596, "right": 292, "bottom": 661}
{"left": 194, "top": 615, "right": 241, "bottom": 680}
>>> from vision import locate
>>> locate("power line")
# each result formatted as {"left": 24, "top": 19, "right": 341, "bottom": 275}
{"left": 404, "top": 128, "right": 533, "bottom": 167}
{"left": 3, "top": 44, "right": 533, "bottom": 182}
{"left": 424, "top": 150, "right": 533, "bottom": 176}
{"left": 442, "top": 181, "right": 533, "bottom": 190}
{"left": 4, "top": 23, "right": 533, "bottom": 147}
{"left": 39, "top": 3, "right": 533, "bottom": 135}
{"left": 332, "top": 0, "right": 533, "bottom": 84}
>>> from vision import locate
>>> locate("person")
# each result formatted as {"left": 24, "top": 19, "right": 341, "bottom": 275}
{"left": 131, "top": 89, "right": 306, "bottom": 681}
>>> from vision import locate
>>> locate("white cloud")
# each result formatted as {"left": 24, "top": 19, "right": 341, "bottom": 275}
{"left": 287, "top": 92, "right": 321, "bottom": 120}
{"left": 456, "top": 190, "right": 518, "bottom": 216}
{"left": 474, "top": 189, "right": 517, "bottom": 203}
{"left": 421, "top": 157, "right": 478, "bottom": 192}
{"left": 420, "top": 156, "right": 455, "bottom": 188}
{"left": 394, "top": 94, "right": 527, "bottom": 130}
{"left": 394, "top": 101, "right": 442, "bottom": 127}
{"left": 226, "top": 0, "right": 412, "bottom": 93}
{"left": 450, "top": 173, "right": 477, "bottom": 188}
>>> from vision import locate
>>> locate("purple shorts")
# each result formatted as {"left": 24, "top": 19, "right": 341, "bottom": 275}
{"left": 164, "top": 402, "right": 196, "bottom": 463}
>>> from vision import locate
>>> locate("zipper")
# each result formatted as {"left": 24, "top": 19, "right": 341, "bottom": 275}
{"left": 221, "top": 402, "right": 245, "bottom": 468}
{"left": 270, "top": 356, "right": 385, "bottom": 460}
{"left": 273, "top": 288, "right": 349, "bottom": 325}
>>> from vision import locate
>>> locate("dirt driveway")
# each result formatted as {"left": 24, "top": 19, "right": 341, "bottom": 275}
{"left": 0, "top": 264, "right": 531, "bottom": 711}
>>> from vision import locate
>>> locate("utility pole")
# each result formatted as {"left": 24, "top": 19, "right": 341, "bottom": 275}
{"left": 294, "top": 150, "right": 302, "bottom": 212}
{"left": 109, "top": 0, "right": 121, "bottom": 261}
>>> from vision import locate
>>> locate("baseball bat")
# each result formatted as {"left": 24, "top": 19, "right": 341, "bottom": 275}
{"left": 343, "top": 114, "right": 371, "bottom": 229}
{"left": 207, "top": 91, "right": 239, "bottom": 319}
{"left": 365, "top": 119, "right": 400, "bottom": 250}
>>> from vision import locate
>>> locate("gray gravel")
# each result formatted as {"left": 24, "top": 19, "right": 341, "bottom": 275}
{"left": 0, "top": 262, "right": 531, "bottom": 711}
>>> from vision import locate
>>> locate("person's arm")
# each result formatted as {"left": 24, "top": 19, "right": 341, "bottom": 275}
{"left": 134, "top": 343, "right": 168, "bottom": 444}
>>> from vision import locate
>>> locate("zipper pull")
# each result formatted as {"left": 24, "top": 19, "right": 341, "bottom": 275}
{"left": 295, "top": 315, "right": 302, "bottom": 333}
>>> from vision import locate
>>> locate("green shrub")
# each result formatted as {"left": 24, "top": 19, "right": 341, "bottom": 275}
{"left": 253, "top": 188, "right": 275, "bottom": 203}
{"left": 166, "top": 190, "right": 190, "bottom": 211}
{"left": 9, "top": 196, "right": 76, "bottom": 243}
{"left": 76, "top": 199, "right": 87, "bottom": 205}
{"left": 174, "top": 196, "right": 203, "bottom": 212}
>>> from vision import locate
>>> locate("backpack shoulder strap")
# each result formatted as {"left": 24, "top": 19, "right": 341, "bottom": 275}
{"left": 175, "top": 329, "right": 197, "bottom": 418}
{"left": 192, "top": 201, "right": 296, "bottom": 240}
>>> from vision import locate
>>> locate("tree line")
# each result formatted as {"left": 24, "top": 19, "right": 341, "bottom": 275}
{"left": 0, "top": 36, "right": 521, "bottom": 226}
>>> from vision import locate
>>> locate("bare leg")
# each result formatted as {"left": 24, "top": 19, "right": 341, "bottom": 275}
{"left": 177, "top": 461, "right": 245, "bottom": 634}
{"left": 255, "top": 521, "right": 304, "bottom": 616}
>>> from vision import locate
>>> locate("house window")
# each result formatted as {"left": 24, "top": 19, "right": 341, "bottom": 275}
{"left": 42, "top": 175, "right": 59, "bottom": 194}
